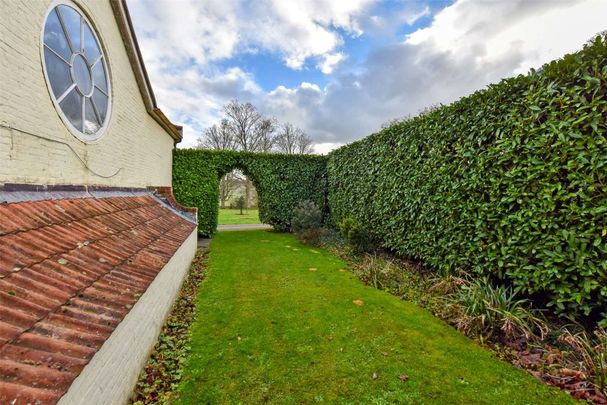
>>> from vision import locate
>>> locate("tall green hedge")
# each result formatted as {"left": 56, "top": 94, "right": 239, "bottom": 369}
{"left": 328, "top": 35, "right": 607, "bottom": 320}
{"left": 173, "top": 149, "right": 327, "bottom": 235}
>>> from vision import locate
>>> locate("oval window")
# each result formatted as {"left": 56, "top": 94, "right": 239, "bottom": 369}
{"left": 41, "top": 2, "right": 111, "bottom": 141}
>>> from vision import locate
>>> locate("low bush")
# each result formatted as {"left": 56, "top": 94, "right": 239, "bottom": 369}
{"left": 292, "top": 200, "right": 325, "bottom": 245}
{"left": 338, "top": 217, "right": 375, "bottom": 253}
{"left": 291, "top": 200, "right": 323, "bottom": 232}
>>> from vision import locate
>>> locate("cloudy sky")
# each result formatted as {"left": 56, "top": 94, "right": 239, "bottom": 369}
{"left": 127, "top": 0, "right": 606, "bottom": 153}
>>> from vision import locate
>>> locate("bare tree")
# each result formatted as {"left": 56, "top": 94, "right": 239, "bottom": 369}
{"left": 275, "top": 122, "right": 314, "bottom": 154}
{"left": 294, "top": 132, "right": 314, "bottom": 154}
{"left": 197, "top": 119, "right": 239, "bottom": 208}
{"left": 224, "top": 101, "right": 262, "bottom": 152}
{"left": 196, "top": 119, "right": 234, "bottom": 150}
{"left": 218, "top": 172, "right": 239, "bottom": 208}
{"left": 256, "top": 118, "right": 278, "bottom": 153}
{"left": 223, "top": 101, "right": 278, "bottom": 206}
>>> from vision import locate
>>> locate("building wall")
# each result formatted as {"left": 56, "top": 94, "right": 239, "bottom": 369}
{"left": 0, "top": 0, "right": 175, "bottom": 188}
{"left": 57, "top": 228, "right": 198, "bottom": 404}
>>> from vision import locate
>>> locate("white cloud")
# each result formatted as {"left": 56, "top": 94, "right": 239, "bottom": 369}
{"left": 314, "top": 142, "right": 343, "bottom": 155}
{"left": 128, "top": 0, "right": 374, "bottom": 70}
{"left": 405, "top": 0, "right": 607, "bottom": 75}
{"left": 317, "top": 52, "right": 346, "bottom": 74}
{"left": 268, "top": 0, "right": 607, "bottom": 145}
{"left": 128, "top": 0, "right": 607, "bottom": 149}
{"left": 405, "top": 6, "right": 430, "bottom": 25}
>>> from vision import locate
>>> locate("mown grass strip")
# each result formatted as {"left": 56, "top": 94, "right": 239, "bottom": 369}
{"left": 175, "top": 230, "right": 574, "bottom": 404}
{"left": 218, "top": 208, "right": 261, "bottom": 225}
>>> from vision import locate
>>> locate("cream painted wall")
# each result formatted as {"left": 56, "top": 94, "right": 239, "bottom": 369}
{"left": 0, "top": 0, "right": 175, "bottom": 188}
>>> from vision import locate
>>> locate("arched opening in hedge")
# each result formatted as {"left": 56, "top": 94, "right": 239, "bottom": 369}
{"left": 216, "top": 166, "right": 262, "bottom": 224}
{"left": 172, "top": 149, "right": 328, "bottom": 236}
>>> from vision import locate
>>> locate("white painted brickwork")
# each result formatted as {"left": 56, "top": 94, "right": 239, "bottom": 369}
{"left": 58, "top": 229, "right": 198, "bottom": 405}
{"left": 0, "top": 0, "right": 174, "bottom": 188}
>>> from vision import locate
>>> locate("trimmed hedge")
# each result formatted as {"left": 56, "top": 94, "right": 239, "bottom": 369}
{"left": 328, "top": 35, "right": 607, "bottom": 319}
{"left": 173, "top": 149, "right": 327, "bottom": 235}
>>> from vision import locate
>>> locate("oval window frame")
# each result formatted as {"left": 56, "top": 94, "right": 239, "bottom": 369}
{"left": 40, "top": 0, "right": 112, "bottom": 143}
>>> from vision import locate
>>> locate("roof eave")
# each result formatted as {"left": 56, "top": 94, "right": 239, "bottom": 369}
{"left": 109, "top": 0, "right": 183, "bottom": 143}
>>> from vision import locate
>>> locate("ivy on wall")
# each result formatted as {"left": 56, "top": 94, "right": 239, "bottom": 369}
{"left": 173, "top": 149, "right": 327, "bottom": 236}
{"left": 327, "top": 35, "right": 607, "bottom": 319}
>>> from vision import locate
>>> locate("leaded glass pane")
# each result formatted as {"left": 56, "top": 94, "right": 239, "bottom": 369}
{"left": 84, "top": 98, "right": 100, "bottom": 134}
{"left": 83, "top": 23, "right": 101, "bottom": 62}
{"left": 43, "top": 9, "right": 71, "bottom": 61}
{"left": 43, "top": 47, "right": 72, "bottom": 98}
{"left": 60, "top": 89, "right": 83, "bottom": 131}
{"left": 73, "top": 54, "right": 92, "bottom": 95}
{"left": 92, "top": 89, "right": 108, "bottom": 122}
{"left": 57, "top": 5, "right": 81, "bottom": 52}
{"left": 92, "top": 61, "right": 107, "bottom": 92}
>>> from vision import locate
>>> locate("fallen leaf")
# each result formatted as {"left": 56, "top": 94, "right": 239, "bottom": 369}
{"left": 99, "top": 258, "right": 108, "bottom": 263}
{"left": 398, "top": 374, "right": 409, "bottom": 382}
{"left": 11, "top": 267, "right": 21, "bottom": 273}
{"left": 57, "top": 258, "right": 68, "bottom": 265}
{"left": 560, "top": 368, "right": 586, "bottom": 380}
{"left": 353, "top": 300, "right": 364, "bottom": 306}
{"left": 309, "top": 268, "right": 317, "bottom": 272}
{"left": 381, "top": 351, "right": 388, "bottom": 356}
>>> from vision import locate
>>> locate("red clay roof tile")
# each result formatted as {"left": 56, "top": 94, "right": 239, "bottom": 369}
{"left": 0, "top": 194, "right": 196, "bottom": 404}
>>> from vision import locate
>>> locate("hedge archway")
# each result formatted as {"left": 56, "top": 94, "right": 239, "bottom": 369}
{"left": 173, "top": 149, "right": 328, "bottom": 235}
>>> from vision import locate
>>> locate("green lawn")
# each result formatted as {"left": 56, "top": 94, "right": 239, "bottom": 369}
{"left": 176, "top": 230, "right": 574, "bottom": 404}
{"left": 217, "top": 208, "right": 260, "bottom": 225}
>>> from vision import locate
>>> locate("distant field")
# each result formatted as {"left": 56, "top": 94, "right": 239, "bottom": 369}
{"left": 218, "top": 208, "right": 261, "bottom": 225}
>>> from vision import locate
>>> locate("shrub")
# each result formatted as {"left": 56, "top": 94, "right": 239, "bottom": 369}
{"left": 338, "top": 217, "right": 375, "bottom": 253}
{"left": 292, "top": 200, "right": 325, "bottom": 245}
{"left": 328, "top": 34, "right": 607, "bottom": 320}
{"left": 291, "top": 200, "right": 323, "bottom": 232}
{"left": 236, "top": 196, "right": 246, "bottom": 214}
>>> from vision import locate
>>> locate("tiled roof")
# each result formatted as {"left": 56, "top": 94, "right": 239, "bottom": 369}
{"left": 0, "top": 195, "right": 197, "bottom": 404}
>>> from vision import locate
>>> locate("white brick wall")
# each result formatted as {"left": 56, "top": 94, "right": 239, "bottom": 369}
{"left": 0, "top": 0, "right": 175, "bottom": 188}
{"left": 58, "top": 229, "right": 198, "bottom": 405}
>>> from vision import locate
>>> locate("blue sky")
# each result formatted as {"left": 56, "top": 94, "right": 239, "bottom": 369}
{"left": 128, "top": 0, "right": 606, "bottom": 152}
{"left": 215, "top": 1, "right": 449, "bottom": 92}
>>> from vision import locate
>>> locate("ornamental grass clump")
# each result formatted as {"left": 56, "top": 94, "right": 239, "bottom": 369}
{"left": 448, "top": 277, "right": 548, "bottom": 343}
{"left": 561, "top": 327, "right": 607, "bottom": 397}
